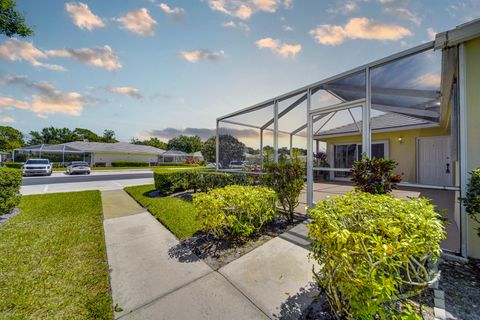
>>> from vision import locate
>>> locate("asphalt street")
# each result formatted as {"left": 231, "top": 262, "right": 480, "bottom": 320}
{"left": 22, "top": 171, "right": 153, "bottom": 186}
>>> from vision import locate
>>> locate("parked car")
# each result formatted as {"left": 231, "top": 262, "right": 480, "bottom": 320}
{"left": 205, "top": 162, "right": 222, "bottom": 169}
{"left": 66, "top": 161, "right": 91, "bottom": 175}
{"left": 229, "top": 161, "right": 249, "bottom": 169}
{"left": 22, "top": 159, "right": 52, "bottom": 176}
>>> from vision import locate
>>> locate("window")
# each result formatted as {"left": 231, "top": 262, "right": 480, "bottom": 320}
{"left": 333, "top": 142, "right": 388, "bottom": 178}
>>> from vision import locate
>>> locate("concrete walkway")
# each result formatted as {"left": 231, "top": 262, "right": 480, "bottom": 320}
{"left": 102, "top": 190, "right": 318, "bottom": 319}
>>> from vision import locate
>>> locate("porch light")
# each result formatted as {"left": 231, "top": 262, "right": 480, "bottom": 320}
{"left": 398, "top": 136, "right": 404, "bottom": 144}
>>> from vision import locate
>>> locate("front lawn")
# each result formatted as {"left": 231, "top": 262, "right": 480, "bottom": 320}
{"left": 0, "top": 191, "right": 112, "bottom": 319}
{"left": 124, "top": 184, "right": 202, "bottom": 240}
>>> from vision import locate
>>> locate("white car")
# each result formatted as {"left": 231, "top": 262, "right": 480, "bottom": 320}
{"left": 229, "top": 161, "right": 249, "bottom": 169}
{"left": 22, "top": 159, "right": 52, "bottom": 176}
{"left": 66, "top": 161, "right": 91, "bottom": 175}
{"left": 205, "top": 163, "right": 222, "bottom": 169}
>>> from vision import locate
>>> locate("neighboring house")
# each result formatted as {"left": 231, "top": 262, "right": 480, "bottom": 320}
{"left": 13, "top": 141, "right": 166, "bottom": 167}
{"left": 192, "top": 151, "right": 204, "bottom": 161}
{"left": 161, "top": 150, "right": 189, "bottom": 163}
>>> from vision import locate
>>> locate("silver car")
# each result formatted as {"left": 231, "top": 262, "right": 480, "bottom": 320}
{"left": 66, "top": 161, "right": 91, "bottom": 175}
{"left": 22, "top": 159, "right": 52, "bottom": 176}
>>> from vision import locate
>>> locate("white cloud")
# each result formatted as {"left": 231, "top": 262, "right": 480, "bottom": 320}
{"left": 1, "top": 75, "right": 94, "bottom": 118}
{"left": 0, "top": 39, "right": 65, "bottom": 71}
{"left": 117, "top": 8, "right": 157, "bottom": 37}
{"left": 256, "top": 37, "right": 301, "bottom": 58}
{"left": 178, "top": 49, "right": 225, "bottom": 63}
{"left": 65, "top": 2, "right": 105, "bottom": 31}
{"left": 410, "top": 73, "right": 440, "bottom": 88}
{"left": 283, "top": 25, "right": 293, "bottom": 31}
{"left": 47, "top": 45, "right": 121, "bottom": 71}
{"left": 0, "top": 96, "right": 30, "bottom": 110}
{"left": 158, "top": 3, "right": 185, "bottom": 19}
{"left": 328, "top": 0, "right": 359, "bottom": 15}
{"left": 221, "top": 21, "right": 250, "bottom": 32}
{"left": 107, "top": 86, "right": 143, "bottom": 99}
{"left": 309, "top": 17, "right": 411, "bottom": 45}
{"left": 427, "top": 27, "right": 436, "bottom": 40}
{"left": 0, "top": 116, "right": 15, "bottom": 123}
{"left": 384, "top": 7, "right": 421, "bottom": 26}
{"left": 208, "top": 0, "right": 288, "bottom": 20}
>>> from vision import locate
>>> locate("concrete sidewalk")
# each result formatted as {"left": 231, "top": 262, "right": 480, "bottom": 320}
{"left": 102, "top": 190, "right": 268, "bottom": 320}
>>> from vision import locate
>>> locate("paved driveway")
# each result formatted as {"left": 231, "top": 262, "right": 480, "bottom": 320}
{"left": 21, "top": 170, "right": 154, "bottom": 195}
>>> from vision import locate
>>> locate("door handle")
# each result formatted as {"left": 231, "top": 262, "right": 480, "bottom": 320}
{"left": 446, "top": 163, "right": 450, "bottom": 174}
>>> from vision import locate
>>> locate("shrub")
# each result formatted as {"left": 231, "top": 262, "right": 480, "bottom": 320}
{"left": 463, "top": 168, "right": 480, "bottom": 237}
{"left": 154, "top": 170, "right": 192, "bottom": 195}
{"left": 156, "top": 163, "right": 200, "bottom": 167}
{"left": 193, "top": 185, "right": 277, "bottom": 238}
{"left": 350, "top": 156, "right": 402, "bottom": 194}
{"left": 262, "top": 162, "right": 304, "bottom": 222}
{"left": 308, "top": 191, "right": 445, "bottom": 319}
{"left": 111, "top": 161, "right": 149, "bottom": 167}
{"left": 4, "top": 162, "right": 23, "bottom": 169}
{"left": 0, "top": 167, "right": 23, "bottom": 215}
{"left": 185, "top": 156, "right": 200, "bottom": 165}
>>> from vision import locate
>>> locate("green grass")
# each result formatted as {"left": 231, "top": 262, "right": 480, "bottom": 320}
{"left": 124, "top": 184, "right": 203, "bottom": 240}
{"left": 0, "top": 191, "right": 112, "bottom": 319}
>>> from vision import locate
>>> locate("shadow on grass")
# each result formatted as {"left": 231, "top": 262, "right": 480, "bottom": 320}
{"left": 274, "top": 283, "right": 333, "bottom": 320}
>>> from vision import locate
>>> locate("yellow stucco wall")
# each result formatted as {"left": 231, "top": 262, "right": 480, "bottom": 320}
{"left": 465, "top": 38, "right": 480, "bottom": 259}
{"left": 321, "top": 125, "right": 449, "bottom": 183}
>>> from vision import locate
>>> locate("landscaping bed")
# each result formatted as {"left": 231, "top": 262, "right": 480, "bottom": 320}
{"left": 0, "top": 191, "right": 112, "bottom": 319}
{"left": 124, "top": 185, "right": 307, "bottom": 269}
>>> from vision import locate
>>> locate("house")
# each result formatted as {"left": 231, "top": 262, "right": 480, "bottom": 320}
{"left": 0, "top": 151, "right": 10, "bottom": 163}
{"left": 216, "top": 19, "right": 480, "bottom": 259}
{"left": 161, "top": 150, "right": 189, "bottom": 163}
{"left": 13, "top": 141, "right": 166, "bottom": 167}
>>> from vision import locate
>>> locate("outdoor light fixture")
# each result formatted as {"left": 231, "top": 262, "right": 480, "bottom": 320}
{"left": 398, "top": 136, "right": 404, "bottom": 144}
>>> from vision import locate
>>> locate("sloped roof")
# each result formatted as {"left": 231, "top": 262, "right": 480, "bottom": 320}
{"left": 163, "top": 150, "right": 188, "bottom": 156}
{"left": 316, "top": 112, "right": 434, "bottom": 138}
{"left": 61, "top": 141, "right": 165, "bottom": 154}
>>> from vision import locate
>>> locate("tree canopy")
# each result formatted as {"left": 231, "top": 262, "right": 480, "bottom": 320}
{"left": 28, "top": 127, "right": 118, "bottom": 145}
{"left": 131, "top": 137, "right": 168, "bottom": 150}
{"left": 0, "top": 125, "right": 24, "bottom": 152}
{"left": 167, "top": 135, "right": 203, "bottom": 154}
{"left": 0, "top": 0, "right": 33, "bottom": 37}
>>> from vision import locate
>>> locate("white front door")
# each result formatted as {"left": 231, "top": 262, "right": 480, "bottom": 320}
{"left": 418, "top": 136, "right": 452, "bottom": 186}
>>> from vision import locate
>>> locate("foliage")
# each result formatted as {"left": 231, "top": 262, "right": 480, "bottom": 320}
{"left": 0, "top": 125, "right": 24, "bottom": 152}
{"left": 125, "top": 185, "right": 202, "bottom": 240}
{"left": 153, "top": 169, "right": 252, "bottom": 195}
{"left": 308, "top": 191, "right": 445, "bottom": 319}
{"left": 193, "top": 185, "right": 277, "bottom": 238}
{"left": 0, "top": 191, "right": 112, "bottom": 319}
{"left": 28, "top": 126, "right": 118, "bottom": 145}
{"left": 218, "top": 134, "right": 246, "bottom": 167}
{"left": 0, "top": 167, "right": 22, "bottom": 215}
{"left": 203, "top": 136, "right": 216, "bottom": 163}
{"left": 167, "top": 135, "right": 203, "bottom": 154}
{"left": 262, "top": 162, "right": 304, "bottom": 222}
{"left": 3, "top": 162, "right": 22, "bottom": 168}
{"left": 463, "top": 168, "right": 480, "bottom": 237}
{"left": 263, "top": 145, "right": 274, "bottom": 162}
{"left": 351, "top": 155, "right": 402, "bottom": 194}
{"left": 155, "top": 163, "right": 200, "bottom": 167}
{"left": 131, "top": 137, "right": 168, "bottom": 150}
{"left": 185, "top": 156, "right": 200, "bottom": 165}
{"left": 111, "top": 160, "right": 149, "bottom": 167}
{"left": 0, "top": 0, "right": 33, "bottom": 37}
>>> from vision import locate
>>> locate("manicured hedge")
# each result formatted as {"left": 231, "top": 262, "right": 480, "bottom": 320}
{"left": 111, "top": 161, "right": 149, "bottom": 167}
{"left": 156, "top": 163, "right": 200, "bottom": 167}
{"left": 4, "top": 162, "right": 23, "bottom": 169}
{"left": 308, "top": 191, "right": 445, "bottom": 319}
{"left": 0, "top": 167, "right": 23, "bottom": 215}
{"left": 194, "top": 185, "right": 277, "bottom": 238}
{"left": 153, "top": 169, "right": 254, "bottom": 195}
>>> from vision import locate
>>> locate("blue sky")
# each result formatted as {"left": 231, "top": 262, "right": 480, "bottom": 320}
{"left": 0, "top": 0, "right": 478, "bottom": 142}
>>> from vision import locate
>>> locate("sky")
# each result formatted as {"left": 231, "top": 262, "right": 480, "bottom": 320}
{"left": 0, "top": 0, "right": 479, "bottom": 143}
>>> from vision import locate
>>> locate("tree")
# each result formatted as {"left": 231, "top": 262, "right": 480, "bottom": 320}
{"left": 203, "top": 136, "right": 216, "bottom": 163}
{"left": 101, "top": 129, "right": 118, "bottom": 143}
{"left": 73, "top": 128, "right": 101, "bottom": 142}
{"left": 167, "top": 135, "right": 203, "bottom": 153}
{"left": 217, "top": 134, "right": 245, "bottom": 167}
{"left": 0, "top": 125, "right": 24, "bottom": 152}
{"left": 263, "top": 145, "right": 274, "bottom": 162}
{"left": 131, "top": 137, "right": 167, "bottom": 150}
{"left": 0, "top": 0, "right": 33, "bottom": 37}
{"left": 28, "top": 127, "right": 77, "bottom": 145}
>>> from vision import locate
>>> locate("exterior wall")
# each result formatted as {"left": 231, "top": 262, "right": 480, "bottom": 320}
{"left": 321, "top": 125, "right": 449, "bottom": 183}
{"left": 465, "top": 38, "right": 480, "bottom": 258}
{"left": 92, "top": 152, "right": 160, "bottom": 166}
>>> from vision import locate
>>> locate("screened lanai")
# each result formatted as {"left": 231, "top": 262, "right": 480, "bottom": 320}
{"left": 217, "top": 37, "right": 465, "bottom": 256}
{"left": 13, "top": 144, "right": 90, "bottom": 164}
